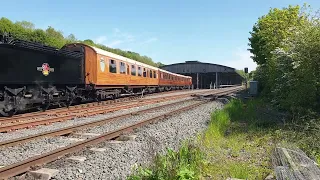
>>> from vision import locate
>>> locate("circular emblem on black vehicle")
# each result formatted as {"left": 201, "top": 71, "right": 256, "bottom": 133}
{"left": 37, "top": 63, "right": 55, "bottom": 76}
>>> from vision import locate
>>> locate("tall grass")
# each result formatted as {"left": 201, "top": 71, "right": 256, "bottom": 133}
{"left": 128, "top": 99, "right": 276, "bottom": 180}
{"left": 128, "top": 142, "right": 204, "bottom": 180}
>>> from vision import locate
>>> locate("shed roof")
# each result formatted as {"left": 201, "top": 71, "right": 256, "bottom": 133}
{"left": 161, "top": 61, "right": 237, "bottom": 73}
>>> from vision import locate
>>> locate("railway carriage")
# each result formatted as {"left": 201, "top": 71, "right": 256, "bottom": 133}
{"left": 0, "top": 34, "right": 192, "bottom": 117}
{"left": 158, "top": 69, "right": 192, "bottom": 91}
{"left": 63, "top": 43, "right": 192, "bottom": 95}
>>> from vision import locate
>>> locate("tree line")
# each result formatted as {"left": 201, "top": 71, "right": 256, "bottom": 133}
{"left": 0, "top": 17, "right": 165, "bottom": 67}
{"left": 248, "top": 4, "right": 320, "bottom": 117}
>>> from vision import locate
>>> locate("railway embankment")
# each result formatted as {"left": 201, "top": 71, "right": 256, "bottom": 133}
{"left": 128, "top": 90, "right": 320, "bottom": 180}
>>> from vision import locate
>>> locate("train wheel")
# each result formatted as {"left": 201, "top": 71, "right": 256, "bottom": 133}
{"left": 0, "top": 108, "right": 17, "bottom": 117}
{"left": 37, "top": 102, "right": 50, "bottom": 112}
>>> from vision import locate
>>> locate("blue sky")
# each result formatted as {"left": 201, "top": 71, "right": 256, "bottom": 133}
{"left": 2, "top": 0, "right": 320, "bottom": 71}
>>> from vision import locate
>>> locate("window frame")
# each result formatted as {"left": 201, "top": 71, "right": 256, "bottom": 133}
{"left": 149, "top": 70, "right": 153, "bottom": 78}
{"left": 131, "top": 64, "right": 136, "bottom": 76}
{"left": 138, "top": 66, "right": 142, "bottom": 76}
{"left": 109, "top": 59, "right": 117, "bottom": 73}
{"left": 143, "top": 68, "right": 147, "bottom": 77}
{"left": 127, "top": 64, "right": 130, "bottom": 75}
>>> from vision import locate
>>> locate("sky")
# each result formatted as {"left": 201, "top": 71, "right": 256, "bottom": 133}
{"left": 2, "top": 0, "right": 320, "bottom": 72}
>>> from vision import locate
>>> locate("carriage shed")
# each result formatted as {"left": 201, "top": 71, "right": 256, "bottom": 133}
{"left": 161, "top": 61, "right": 243, "bottom": 89}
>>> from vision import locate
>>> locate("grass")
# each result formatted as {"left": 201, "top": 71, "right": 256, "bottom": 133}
{"left": 127, "top": 97, "right": 320, "bottom": 180}
{"left": 199, "top": 99, "right": 275, "bottom": 179}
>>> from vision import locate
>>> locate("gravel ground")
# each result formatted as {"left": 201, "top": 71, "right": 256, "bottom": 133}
{"left": 142, "top": 89, "right": 212, "bottom": 99}
{"left": 0, "top": 136, "right": 75, "bottom": 167}
{"left": 74, "top": 100, "right": 198, "bottom": 137}
{"left": 35, "top": 101, "right": 225, "bottom": 180}
{"left": 0, "top": 97, "right": 194, "bottom": 142}
{"left": 0, "top": 98, "right": 198, "bottom": 167}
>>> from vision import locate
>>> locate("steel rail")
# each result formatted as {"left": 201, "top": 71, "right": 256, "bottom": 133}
{"left": 0, "top": 94, "right": 194, "bottom": 132}
{"left": 0, "top": 98, "right": 195, "bottom": 147}
{"left": 0, "top": 89, "right": 218, "bottom": 124}
{"left": 0, "top": 87, "right": 241, "bottom": 179}
{"left": 0, "top": 89, "right": 193, "bottom": 121}
{"left": 0, "top": 88, "right": 233, "bottom": 131}
{"left": 0, "top": 87, "right": 241, "bottom": 147}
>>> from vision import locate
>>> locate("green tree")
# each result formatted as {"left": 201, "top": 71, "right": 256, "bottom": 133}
{"left": 248, "top": 4, "right": 309, "bottom": 98}
{"left": 156, "top": 62, "right": 165, "bottom": 67}
{"left": 66, "top": 34, "right": 77, "bottom": 43}
{"left": 0, "top": 17, "right": 161, "bottom": 67}
{"left": 248, "top": 5, "right": 306, "bottom": 65}
{"left": 15, "top": 21, "right": 35, "bottom": 30}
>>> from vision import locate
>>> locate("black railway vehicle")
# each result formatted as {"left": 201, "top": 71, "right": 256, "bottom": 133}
{"left": 0, "top": 34, "right": 192, "bottom": 117}
{"left": 0, "top": 34, "right": 87, "bottom": 116}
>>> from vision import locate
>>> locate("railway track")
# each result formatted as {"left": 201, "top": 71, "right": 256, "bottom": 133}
{"left": 0, "top": 89, "right": 190, "bottom": 121}
{"left": 0, "top": 88, "right": 232, "bottom": 133}
{"left": 0, "top": 86, "right": 242, "bottom": 179}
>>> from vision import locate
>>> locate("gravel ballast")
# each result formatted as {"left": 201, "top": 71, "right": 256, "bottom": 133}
{"left": 0, "top": 97, "right": 194, "bottom": 142}
{"left": 0, "top": 98, "right": 198, "bottom": 167}
{"left": 40, "top": 101, "right": 224, "bottom": 180}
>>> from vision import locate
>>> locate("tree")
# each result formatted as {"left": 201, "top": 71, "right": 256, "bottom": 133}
{"left": 249, "top": 4, "right": 320, "bottom": 115}
{"left": 0, "top": 17, "right": 162, "bottom": 68}
{"left": 248, "top": 5, "right": 305, "bottom": 65}
{"left": 83, "top": 39, "right": 95, "bottom": 45}
{"left": 156, "top": 62, "right": 165, "bottom": 67}
{"left": 66, "top": 34, "right": 77, "bottom": 43}
{"left": 248, "top": 4, "right": 310, "bottom": 97}
{"left": 15, "top": 21, "right": 35, "bottom": 30}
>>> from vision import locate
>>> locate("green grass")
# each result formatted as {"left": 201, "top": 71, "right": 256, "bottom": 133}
{"left": 127, "top": 98, "right": 320, "bottom": 180}
{"left": 128, "top": 142, "right": 205, "bottom": 180}
{"left": 199, "top": 99, "right": 274, "bottom": 179}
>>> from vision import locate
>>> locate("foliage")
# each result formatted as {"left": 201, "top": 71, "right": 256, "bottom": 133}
{"left": 128, "top": 142, "right": 204, "bottom": 180}
{"left": 0, "top": 17, "right": 162, "bottom": 67}
{"left": 128, "top": 99, "right": 277, "bottom": 180}
{"left": 235, "top": 69, "right": 249, "bottom": 80}
{"left": 248, "top": 4, "right": 320, "bottom": 117}
{"left": 248, "top": 5, "right": 305, "bottom": 65}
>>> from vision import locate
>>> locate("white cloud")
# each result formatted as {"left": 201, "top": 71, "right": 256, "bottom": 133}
{"left": 114, "top": 28, "right": 120, "bottom": 34}
{"left": 95, "top": 36, "right": 107, "bottom": 44}
{"left": 93, "top": 28, "right": 157, "bottom": 49}
{"left": 223, "top": 47, "right": 257, "bottom": 72}
{"left": 113, "top": 28, "right": 135, "bottom": 42}
{"left": 141, "top": 37, "right": 158, "bottom": 44}
{"left": 107, "top": 40, "right": 123, "bottom": 47}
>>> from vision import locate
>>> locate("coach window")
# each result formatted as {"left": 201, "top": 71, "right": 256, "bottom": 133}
{"left": 153, "top": 71, "right": 156, "bottom": 78}
{"left": 127, "top": 64, "right": 130, "bottom": 75}
{"left": 143, "top": 68, "right": 147, "bottom": 77}
{"left": 149, "top": 70, "right": 152, "bottom": 78}
{"left": 138, "top": 66, "right": 142, "bottom": 76}
{"left": 131, "top": 65, "right": 136, "bottom": 76}
{"left": 120, "top": 62, "right": 126, "bottom": 74}
{"left": 109, "top": 59, "right": 117, "bottom": 73}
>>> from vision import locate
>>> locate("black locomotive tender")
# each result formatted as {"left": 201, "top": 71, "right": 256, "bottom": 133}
{"left": 0, "top": 34, "right": 96, "bottom": 117}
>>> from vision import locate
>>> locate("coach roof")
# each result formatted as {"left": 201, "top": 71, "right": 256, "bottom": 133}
{"left": 89, "top": 45, "right": 159, "bottom": 71}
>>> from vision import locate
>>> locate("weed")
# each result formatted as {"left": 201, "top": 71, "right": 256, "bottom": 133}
{"left": 128, "top": 98, "right": 319, "bottom": 180}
